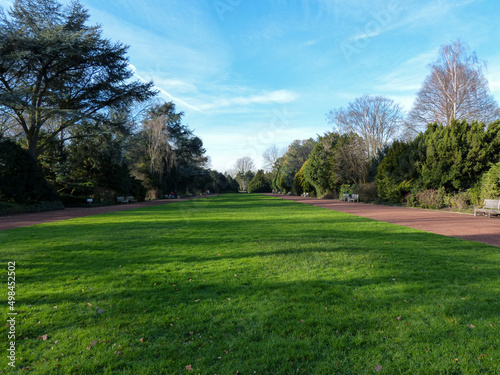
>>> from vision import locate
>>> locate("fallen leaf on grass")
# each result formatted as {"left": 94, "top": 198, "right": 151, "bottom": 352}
{"left": 140, "top": 338, "right": 144, "bottom": 342}
{"left": 87, "top": 340, "right": 98, "bottom": 350}
{"left": 397, "top": 316, "right": 402, "bottom": 321}
{"left": 37, "top": 334, "right": 48, "bottom": 341}
{"left": 375, "top": 365, "right": 382, "bottom": 372}
{"left": 115, "top": 351, "right": 122, "bottom": 355}
{"left": 194, "top": 299, "right": 201, "bottom": 302}
{"left": 186, "top": 364, "right": 192, "bottom": 371}
{"left": 468, "top": 324, "right": 475, "bottom": 328}
{"left": 87, "top": 303, "right": 92, "bottom": 306}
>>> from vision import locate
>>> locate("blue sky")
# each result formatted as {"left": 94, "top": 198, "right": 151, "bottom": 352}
{"left": 3, "top": 0, "right": 500, "bottom": 172}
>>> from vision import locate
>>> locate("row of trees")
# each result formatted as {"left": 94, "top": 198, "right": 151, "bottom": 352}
{"left": 327, "top": 40, "right": 500, "bottom": 148}
{"left": 377, "top": 120, "right": 500, "bottom": 207}
{"left": 0, "top": 0, "right": 237, "bottom": 205}
{"left": 243, "top": 39, "right": 500, "bottom": 208}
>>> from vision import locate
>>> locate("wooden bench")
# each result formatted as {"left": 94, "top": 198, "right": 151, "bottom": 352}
{"left": 126, "top": 196, "right": 137, "bottom": 203}
{"left": 116, "top": 196, "right": 129, "bottom": 204}
{"left": 348, "top": 194, "right": 359, "bottom": 202}
{"left": 474, "top": 199, "right": 500, "bottom": 218}
{"left": 342, "top": 194, "right": 359, "bottom": 202}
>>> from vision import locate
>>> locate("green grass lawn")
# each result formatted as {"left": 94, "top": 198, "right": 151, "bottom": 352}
{"left": 1, "top": 194, "right": 499, "bottom": 374}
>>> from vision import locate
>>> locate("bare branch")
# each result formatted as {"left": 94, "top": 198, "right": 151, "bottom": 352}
{"left": 327, "top": 95, "right": 403, "bottom": 159}
{"left": 406, "top": 39, "right": 500, "bottom": 137}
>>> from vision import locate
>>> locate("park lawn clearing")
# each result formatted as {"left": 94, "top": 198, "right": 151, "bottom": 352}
{"left": 0, "top": 193, "right": 498, "bottom": 374}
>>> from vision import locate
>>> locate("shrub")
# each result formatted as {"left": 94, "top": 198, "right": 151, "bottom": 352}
{"left": 416, "top": 189, "right": 444, "bottom": 209}
{"left": 354, "top": 182, "right": 379, "bottom": 203}
{"left": 0, "top": 200, "right": 63, "bottom": 216}
{"left": 339, "top": 184, "right": 353, "bottom": 196}
{"left": 0, "top": 138, "right": 58, "bottom": 203}
{"left": 447, "top": 191, "right": 472, "bottom": 209}
{"left": 59, "top": 194, "right": 91, "bottom": 207}
{"left": 480, "top": 162, "right": 500, "bottom": 200}
{"left": 403, "top": 193, "right": 417, "bottom": 207}
{"left": 468, "top": 185, "right": 482, "bottom": 207}
{"left": 320, "top": 192, "right": 337, "bottom": 199}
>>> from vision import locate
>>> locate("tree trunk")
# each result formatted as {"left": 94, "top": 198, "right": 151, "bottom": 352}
{"left": 27, "top": 135, "right": 38, "bottom": 158}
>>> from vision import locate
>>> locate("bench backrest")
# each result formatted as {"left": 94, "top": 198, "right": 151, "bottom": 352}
{"left": 483, "top": 199, "right": 500, "bottom": 209}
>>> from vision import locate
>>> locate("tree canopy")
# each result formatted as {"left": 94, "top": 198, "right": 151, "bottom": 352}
{"left": 0, "top": 0, "right": 156, "bottom": 157}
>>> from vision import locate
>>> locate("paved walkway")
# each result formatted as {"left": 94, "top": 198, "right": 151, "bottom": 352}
{"left": 267, "top": 194, "right": 500, "bottom": 247}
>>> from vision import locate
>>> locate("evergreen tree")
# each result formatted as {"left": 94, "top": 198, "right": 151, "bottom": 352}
{"left": 0, "top": 0, "right": 155, "bottom": 157}
{"left": 247, "top": 170, "right": 272, "bottom": 193}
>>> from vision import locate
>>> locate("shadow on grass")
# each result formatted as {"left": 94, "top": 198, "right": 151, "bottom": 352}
{"left": 2, "top": 194, "right": 499, "bottom": 374}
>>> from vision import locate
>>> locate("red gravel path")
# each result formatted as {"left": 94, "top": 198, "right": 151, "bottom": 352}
{"left": 267, "top": 194, "right": 500, "bottom": 248}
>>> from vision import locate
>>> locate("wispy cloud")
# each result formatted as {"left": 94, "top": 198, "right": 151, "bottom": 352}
{"left": 197, "top": 90, "right": 298, "bottom": 112}
{"left": 129, "top": 64, "right": 203, "bottom": 112}
{"left": 348, "top": 0, "right": 478, "bottom": 43}
{"left": 391, "top": 0, "right": 478, "bottom": 34}
{"left": 374, "top": 48, "right": 439, "bottom": 94}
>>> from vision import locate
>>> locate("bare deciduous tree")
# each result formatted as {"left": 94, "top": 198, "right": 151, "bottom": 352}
{"left": 406, "top": 39, "right": 500, "bottom": 137}
{"left": 327, "top": 95, "right": 403, "bottom": 159}
{"left": 262, "top": 144, "right": 284, "bottom": 172}
{"left": 335, "top": 136, "right": 369, "bottom": 185}
{"left": 234, "top": 156, "right": 256, "bottom": 175}
{"left": 143, "top": 115, "right": 175, "bottom": 179}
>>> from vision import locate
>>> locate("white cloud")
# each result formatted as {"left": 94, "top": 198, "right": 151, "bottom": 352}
{"left": 197, "top": 90, "right": 299, "bottom": 112}
{"left": 347, "top": 0, "right": 478, "bottom": 46}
